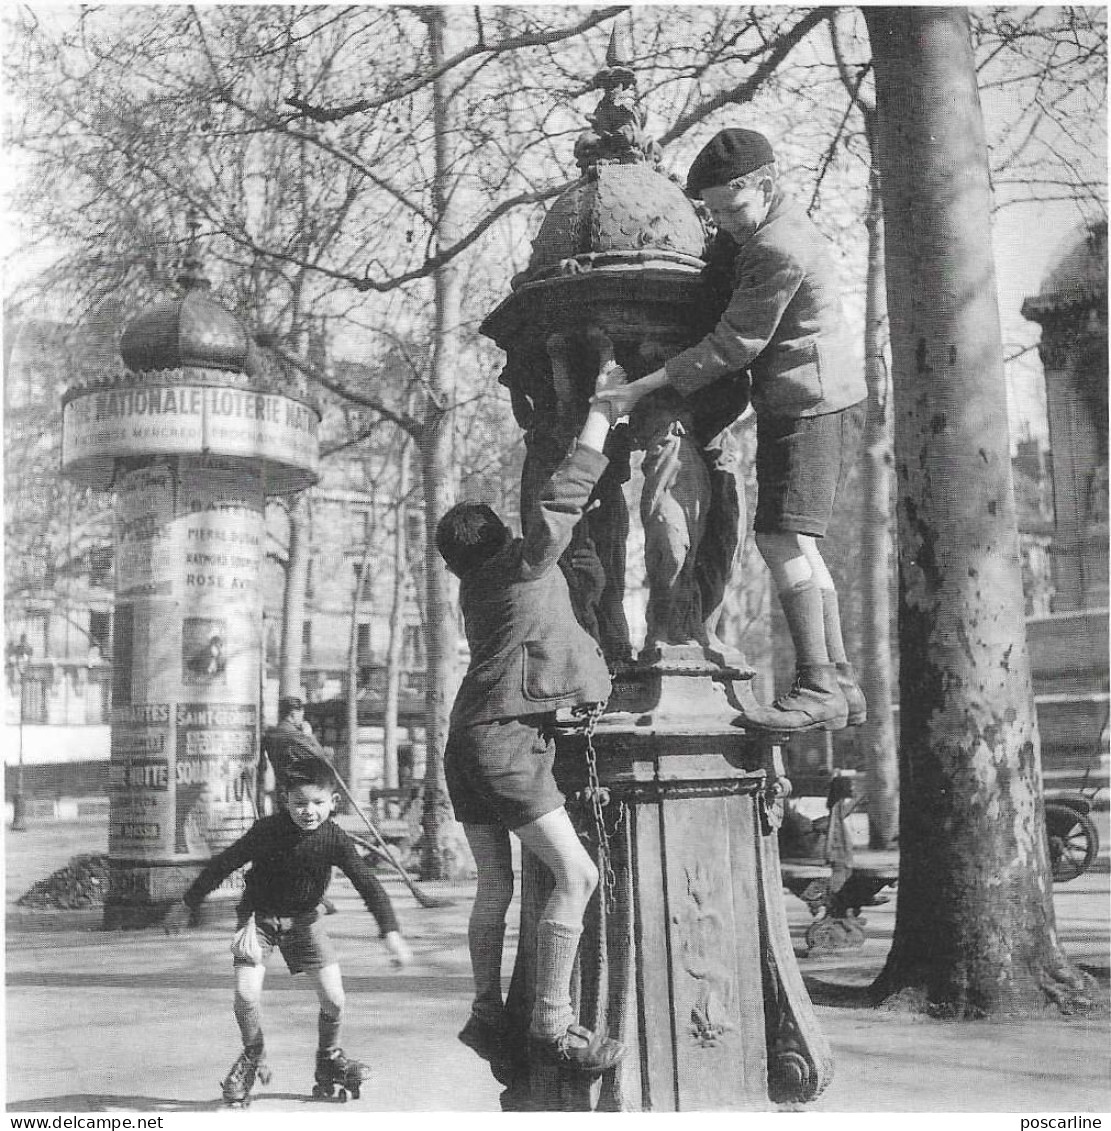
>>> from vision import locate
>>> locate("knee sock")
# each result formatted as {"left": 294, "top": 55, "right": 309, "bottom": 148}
{"left": 820, "top": 587, "right": 849, "bottom": 665}
{"left": 779, "top": 578, "right": 829, "bottom": 669}
{"left": 529, "top": 919, "right": 581, "bottom": 1041}
{"left": 468, "top": 914, "right": 508, "bottom": 1024}
{"left": 234, "top": 995, "right": 263, "bottom": 1054}
{"left": 317, "top": 1007, "right": 342, "bottom": 1054}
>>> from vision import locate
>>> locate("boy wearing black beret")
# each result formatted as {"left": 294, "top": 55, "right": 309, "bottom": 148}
{"left": 596, "top": 128, "right": 868, "bottom": 733}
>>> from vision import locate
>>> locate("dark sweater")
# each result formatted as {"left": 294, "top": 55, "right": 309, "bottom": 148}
{"left": 182, "top": 812, "right": 399, "bottom": 936}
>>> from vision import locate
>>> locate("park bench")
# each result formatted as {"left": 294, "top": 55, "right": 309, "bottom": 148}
{"left": 780, "top": 852, "right": 899, "bottom": 953}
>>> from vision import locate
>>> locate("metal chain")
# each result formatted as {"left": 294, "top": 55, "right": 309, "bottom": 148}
{"left": 576, "top": 700, "right": 618, "bottom": 913}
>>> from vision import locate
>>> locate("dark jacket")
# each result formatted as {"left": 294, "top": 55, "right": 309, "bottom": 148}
{"left": 665, "top": 193, "right": 866, "bottom": 420}
{"left": 450, "top": 442, "right": 612, "bottom": 727}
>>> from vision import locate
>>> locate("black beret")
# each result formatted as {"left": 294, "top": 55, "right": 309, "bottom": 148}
{"left": 279, "top": 695, "right": 305, "bottom": 716}
{"left": 687, "top": 129, "right": 776, "bottom": 198}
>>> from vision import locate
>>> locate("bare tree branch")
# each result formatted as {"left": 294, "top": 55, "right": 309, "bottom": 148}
{"left": 656, "top": 8, "right": 832, "bottom": 147}
{"left": 257, "top": 335, "right": 423, "bottom": 436}
{"left": 286, "top": 7, "right": 627, "bottom": 122}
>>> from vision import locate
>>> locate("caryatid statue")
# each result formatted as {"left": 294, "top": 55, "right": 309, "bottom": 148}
{"left": 484, "top": 30, "right": 749, "bottom": 666}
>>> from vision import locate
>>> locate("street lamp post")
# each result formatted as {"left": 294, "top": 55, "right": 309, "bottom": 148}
{"left": 10, "top": 639, "right": 32, "bottom": 832}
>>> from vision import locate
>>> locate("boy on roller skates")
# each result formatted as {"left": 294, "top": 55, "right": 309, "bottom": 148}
{"left": 435, "top": 344, "right": 627, "bottom": 1081}
{"left": 163, "top": 755, "right": 412, "bottom": 1105}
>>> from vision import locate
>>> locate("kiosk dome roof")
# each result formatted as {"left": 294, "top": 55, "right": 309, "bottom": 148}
{"left": 119, "top": 254, "right": 250, "bottom": 374}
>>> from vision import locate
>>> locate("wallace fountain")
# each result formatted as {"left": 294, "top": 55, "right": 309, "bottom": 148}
{"left": 479, "top": 33, "right": 831, "bottom": 1112}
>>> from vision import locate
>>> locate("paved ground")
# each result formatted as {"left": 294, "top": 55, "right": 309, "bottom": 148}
{"left": 4, "top": 815, "right": 1109, "bottom": 1114}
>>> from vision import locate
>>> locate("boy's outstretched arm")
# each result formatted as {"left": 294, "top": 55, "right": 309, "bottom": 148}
{"left": 520, "top": 333, "right": 625, "bottom": 579}
{"left": 591, "top": 363, "right": 666, "bottom": 420}
{"left": 164, "top": 825, "right": 259, "bottom": 934}
{"left": 383, "top": 930, "right": 414, "bottom": 969}
{"left": 578, "top": 327, "right": 626, "bottom": 450}
{"left": 335, "top": 835, "right": 403, "bottom": 939}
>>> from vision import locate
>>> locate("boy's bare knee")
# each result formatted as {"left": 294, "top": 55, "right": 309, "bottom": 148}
{"left": 755, "top": 530, "right": 797, "bottom": 559}
{"left": 570, "top": 857, "right": 599, "bottom": 900}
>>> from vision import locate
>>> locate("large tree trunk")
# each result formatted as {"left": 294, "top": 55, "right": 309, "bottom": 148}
{"left": 864, "top": 6, "right": 1095, "bottom": 1015}
{"left": 419, "top": 6, "right": 461, "bottom": 880}
{"left": 860, "top": 170, "right": 899, "bottom": 848}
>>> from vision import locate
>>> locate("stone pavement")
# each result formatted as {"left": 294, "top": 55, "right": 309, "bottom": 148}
{"left": 4, "top": 816, "right": 1109, "bottom": 1114}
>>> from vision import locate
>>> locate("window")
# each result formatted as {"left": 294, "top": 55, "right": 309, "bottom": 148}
{"left": 351, "top": 561, "right": 373, "bottom": 601}
{"left": 88, "top": 545, "right": 113, "bottom": 587}
{"left": 89, "top": 611, "right": 110, "bottom": 654}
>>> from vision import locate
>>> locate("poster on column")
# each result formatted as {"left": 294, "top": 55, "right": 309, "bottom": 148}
{"left": 115, "top": 461, "right": 176, "bottom": 598}
{"left": 182, "top": 616, "right": 227, "bottom": 687}
{"left": 174, "top": 702, "right": 257, "bottom": 855}
{"left": 108, "top": 703, "right": 172, "bottom": 856}
{"left": 173, "top": 459, "right": 264, "bottom": 700}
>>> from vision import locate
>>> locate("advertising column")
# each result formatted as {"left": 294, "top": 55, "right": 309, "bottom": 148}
{"left": 106, "top": 455, "right": 264, "bottom": 923}
{"left": 61, "top": 268, "right": 321, "bottom": 928}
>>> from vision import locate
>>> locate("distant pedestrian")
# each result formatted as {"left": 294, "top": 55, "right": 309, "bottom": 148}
{"left": 163, "top": 754, "right": 412, "bottom": 1105}
{"left": 259, "top": 696, "right": 325, "bottom": 809}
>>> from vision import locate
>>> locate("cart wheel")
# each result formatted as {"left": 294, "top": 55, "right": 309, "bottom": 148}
{"left": 1045, "top": 803, "right": 1100, "bottom": 882}
{"left": 845, "top": 917, "right": 867, "bottom": 947}
{"left": 799, "top": 878, "right": 829, "bottom": 917}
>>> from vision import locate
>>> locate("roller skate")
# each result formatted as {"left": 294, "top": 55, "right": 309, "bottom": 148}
{"left": 221, "top": 1045, "right": 271, "bottom": 1108}
{"left": 311, "top": 1047, "right": 370, "bottom": 1102}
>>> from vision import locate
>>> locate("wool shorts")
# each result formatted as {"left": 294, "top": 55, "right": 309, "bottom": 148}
{"left": 233, "top": 910, "right": 337, "bottom": 975}
{"left": 754, "top": 401, "right": 866, "bottom": 537}
{"left": 445, "top": 714, "right": 564, "bottom": 830}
